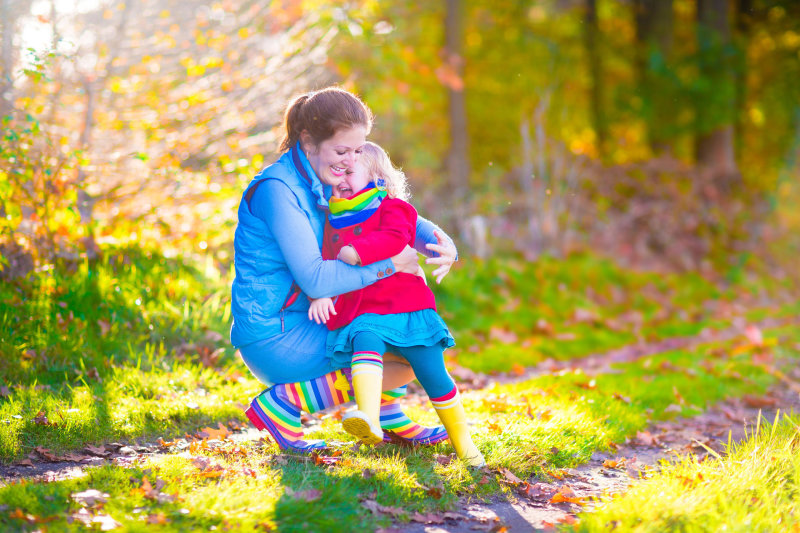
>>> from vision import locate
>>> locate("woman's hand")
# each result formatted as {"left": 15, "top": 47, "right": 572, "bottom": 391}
{"left": 390, "top": 245, "right": 421, "bottom": 274}
{"left": 308, "top": 297, "right": 336, "bottom": 324}
{"left": 424, "top": 230, "right": 457, "bottom": 284}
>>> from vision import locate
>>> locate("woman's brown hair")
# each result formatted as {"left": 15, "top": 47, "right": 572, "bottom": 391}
{"left": 279, "top": 87, "right": 374, "bottom": 152}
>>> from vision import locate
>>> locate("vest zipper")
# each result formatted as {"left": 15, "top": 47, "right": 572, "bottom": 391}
{"left": 278, "top": 281, "right": 301, "bottom": 333}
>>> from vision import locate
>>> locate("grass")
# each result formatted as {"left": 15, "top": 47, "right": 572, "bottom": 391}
{"left": 1, "top": 246, "right": 799, "bottom": 531}
{"left": 2, "top": 249, "right": 796, "bottom": 461}
{"left": 433, "top": 254, "right": 800, "bottom": 373}
{"left": 574, "top": 413, "right": 800, "bottom": 532}
{"left": 0, "top": 322, "right": 796, "bottom": 531}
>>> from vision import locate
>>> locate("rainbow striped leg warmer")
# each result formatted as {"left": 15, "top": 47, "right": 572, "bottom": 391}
{"left": 245, "top": 369, "right": 352, "bottom": 453}
{"left": 380, "top": 385, "right": 448, "bottom": 445}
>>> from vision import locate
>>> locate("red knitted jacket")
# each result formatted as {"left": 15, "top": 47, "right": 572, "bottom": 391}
{"left": 321, "top": 197, "right": 437, "bottom": 330}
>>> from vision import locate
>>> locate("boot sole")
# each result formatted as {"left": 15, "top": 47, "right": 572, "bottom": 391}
{"left": 342, "top": 415, "right": 384, "bottom": 445}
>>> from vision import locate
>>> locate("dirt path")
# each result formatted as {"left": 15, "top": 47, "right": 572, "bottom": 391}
{"left": 386, "top": 381, "right": 800, "bottom": 533}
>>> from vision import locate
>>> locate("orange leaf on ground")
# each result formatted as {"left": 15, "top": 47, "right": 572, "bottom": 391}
{"left": 199, "top": 423, "right": 230, "bottom": 440}
{"left": 635, "top": 431, "right": 659, "bottom": 446}
{"left": 511, "top": 363, "right": 526, "bottom": 376}
{"left": 146, "top": 513, "right": 169, "bottom": 525}
{"left": 487, "top": 421, "right": 504, "bottom": 434}
{"left": 557, "top": 514, "right": 579, "bottom": 525}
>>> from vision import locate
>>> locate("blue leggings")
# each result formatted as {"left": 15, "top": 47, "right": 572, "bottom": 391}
{"left": 352, "top": 331, "right": 455, "bottom": 398}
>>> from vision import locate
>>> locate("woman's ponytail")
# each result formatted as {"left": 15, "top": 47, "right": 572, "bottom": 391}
{"left": 279, "top": 93, "right": 310, "bottom": 153}
{"left": 277, "top": 87, "right": 373, "bottom": 153}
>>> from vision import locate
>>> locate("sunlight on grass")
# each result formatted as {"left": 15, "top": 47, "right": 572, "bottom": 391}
{"left": 575, "top": 413, "right": 800, "bottom": 532}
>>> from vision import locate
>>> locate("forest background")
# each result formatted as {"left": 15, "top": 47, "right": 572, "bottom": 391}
{"left": 2, "top": 0, "right": 799, "bottom": 277}
{"left": 2, "top": 1, "right": 800, "bottom": 530}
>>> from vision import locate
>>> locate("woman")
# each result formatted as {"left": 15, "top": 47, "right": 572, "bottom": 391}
{"left": 232, "top": 87, "right": 458, "bottom": 452}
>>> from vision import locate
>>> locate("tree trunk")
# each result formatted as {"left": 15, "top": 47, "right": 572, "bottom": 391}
{"left": 696, "top": 0, "right": 740, "bottom": 192}
{"left": 444, "top": 0, "right": 475, "bottom": 250}
{"left": 583, "top": 0, "right": 607, "bottom": 158}
{"left": 1, "top": 0, "right": 16, "bottom": 117}
{"left": 634, "top": 0, "right": 674, "bottom": 154}
{"left": 733, "top": 0, "right": 753, "bottom": 157}
{"left": 444, "top": 0, "right": 469, "bottom": 205}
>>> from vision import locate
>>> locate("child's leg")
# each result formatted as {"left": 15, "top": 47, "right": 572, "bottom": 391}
{"left": 398, "top": 345, "right": 485, "bottom": 467}
{"left": 380, "top": 385, "right": 448, "bottom": 445}
{"left": 342, "top": 331, "right": 387, "bottom": 445}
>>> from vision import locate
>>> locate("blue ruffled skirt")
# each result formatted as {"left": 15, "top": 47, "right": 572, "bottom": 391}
{"left": 327, "top": 309, "right": 455, "bottom": 369}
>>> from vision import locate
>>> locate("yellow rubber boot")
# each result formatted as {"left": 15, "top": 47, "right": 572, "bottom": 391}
{"left": 342, "top": 351, "right": 384, "bottom": 445}
{"left": 431, "top": 387, "right": 485, "bottom": 467}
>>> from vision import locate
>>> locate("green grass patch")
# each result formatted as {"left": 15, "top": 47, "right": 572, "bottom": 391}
{"left": 574, "top": 412, "right": 800, "bottom": 532}
{"left": 430, "top": 253, "right": 799, "bottom": 372}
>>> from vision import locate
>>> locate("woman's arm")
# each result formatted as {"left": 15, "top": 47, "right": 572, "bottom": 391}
{"left": 252, "top": 180, "right": 394, "bottom": 299}
{"left": 415, "top": 215, "right": 456, "bottom": 258}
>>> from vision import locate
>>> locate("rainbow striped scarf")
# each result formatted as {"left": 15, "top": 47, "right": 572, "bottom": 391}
{"left": 328, "top": 183, "right": 387, "bottom": 229}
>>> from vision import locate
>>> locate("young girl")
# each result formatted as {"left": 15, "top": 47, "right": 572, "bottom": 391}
{"left": 308, "top": 142, "right": 484, "bottom": 467}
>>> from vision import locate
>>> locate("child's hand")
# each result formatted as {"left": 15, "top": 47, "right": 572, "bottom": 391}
{"left": 416, "top": 265, "right": 428, "bottom": 285}
{"left": 337, "top": 245, "right": 362, "bottom": 266}
{"left": 308, "top": 297, "right": 336, "bottom": 324}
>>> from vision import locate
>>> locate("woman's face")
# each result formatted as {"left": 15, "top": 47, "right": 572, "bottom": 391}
{"left": 302, "top": 126, "right": 367, "bottom": 187}
{"left": 332, "top": 159, "right": 371, "bottom": 198}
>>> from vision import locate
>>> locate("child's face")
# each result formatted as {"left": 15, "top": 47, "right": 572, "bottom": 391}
{"left": 332, "top": 159, "right": 372, "bottom": 198}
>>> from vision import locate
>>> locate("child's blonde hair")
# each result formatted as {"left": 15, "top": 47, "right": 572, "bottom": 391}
{"left": 360, "top": 142, "right": 410, "bottom": 201}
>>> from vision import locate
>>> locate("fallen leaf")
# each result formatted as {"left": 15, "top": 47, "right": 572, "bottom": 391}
{"left": 92, "top": 513, "right": 122, "bottom": 530}
{"left": 362, "top": 500, "right": 405, "bottom": 518}
{"left": 603, "top": 459, "right": 619, "bottom": 469}
{"left": 9, "top": 508, "right": 37, "bottom": 523}
{"left": 510, "top": 363, "right": 526, "bottom": 376}
{"left": 17, "top": 459, "right": 34, "bottom": 467}
{"left": 744, "top": 324, "right": 763, "bottom": 346}
{"left": 146, "top": 512, "right": 169, "bottom": 525}
{"left": 411, "top": 512, "right": 445, "bottom": 524}
{"left": 612, "top": 393, "right": 631, "bottom": 404}
{"left": 742, "top": 394, "right": 777, "bottom": 408}
{"left": 549, "top": 485, "right": 584, "bottom": 505}
{"left": 286, "top": 487, "right": 322, "bottom": 502}
{"left": 497, "top": 467, "right": 523, "bottom": 485}
{"left": 199, "top": 423, "right": 230, "bottom": 441}
{"left": 487, "top": 421, "right": 504, "bottom": 434}
{"left": 557, "top": 514, "right": 579, "bottom": 525}
{"left": 97, "top": 320, "right": 111, "bottom": 335}
{"left": 519, "top": 482, "right": 554, "bottom": 501}
{"left": 490, "top": 327, "right": 518, "bottom": 344}
{"left": 535, "top": 319, "right": 554, "bottom": 335}
{"left": 71, "top": 489, "right": 109, "bottom": 507}
{"left": 86, "top": 444, "right": 108, "bottom": 456}
{"left": 34, "top": 446, "right": 61, "bottom": 462}
{"left": 192, "top": 456, "right": 212, "bottom": 470}
{"left": 635, "top": 431, "right": 659, "bottom": 446}
{"left": 434, "top": 454, "right": 454, "bottom": 466}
